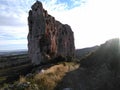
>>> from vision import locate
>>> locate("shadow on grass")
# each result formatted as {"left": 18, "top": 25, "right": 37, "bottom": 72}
{"left": 54, "top": 65, "right": 120, "bottom": 90}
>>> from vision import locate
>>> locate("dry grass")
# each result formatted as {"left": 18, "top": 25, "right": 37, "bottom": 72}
{"left": 25, "top": 62, "right": 79, "bottom": 90}
{"left": 0, "top": 62, "right": 80, "bottom": 90}
{"left": 33, "top": 62, "right": 79, "bottom": 90}
{"left": 19, "top": 75, "right": 27, "bottom": 84}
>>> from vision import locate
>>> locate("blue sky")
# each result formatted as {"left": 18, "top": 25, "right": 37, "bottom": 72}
{"left": 0, "top": 0, "right": 120, "bottom": 51}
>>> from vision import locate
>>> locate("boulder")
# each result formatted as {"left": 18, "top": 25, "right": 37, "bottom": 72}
{"left": 28, "top": 1, "right": 75, "bottom": 65}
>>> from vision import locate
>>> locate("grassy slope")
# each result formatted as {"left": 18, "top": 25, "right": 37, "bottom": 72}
{"left": 1, "top": 38, "right": 120, "bottom": 90}
{"left": 0, "top": 54, "right": 32, "bottom": 85}
{"left": 1, "top": 61, "right": 80, "bottom": 90}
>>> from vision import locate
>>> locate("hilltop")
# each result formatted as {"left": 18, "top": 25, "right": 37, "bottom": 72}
{"left": 1, "top": 38, "right": 120, "bottom": 90}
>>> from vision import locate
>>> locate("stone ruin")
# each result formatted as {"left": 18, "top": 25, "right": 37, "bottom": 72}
{"left": 28, "top": 1, "right": 75, "bottom": 65}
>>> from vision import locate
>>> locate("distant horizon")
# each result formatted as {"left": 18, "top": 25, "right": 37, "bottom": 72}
{"left": 0, "top": 44, "right": 99, "bottom": 51}
{"left": 0, "top": 49, "right": 28, "bottom": 52}
{"left": 0, "top": 37, "right": 119, "bottom": 51}
{"left": 0, "top": 38, "right": 119, "bottom": 51}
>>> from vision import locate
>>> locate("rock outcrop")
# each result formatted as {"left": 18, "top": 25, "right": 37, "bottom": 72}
{"left": 28, "top": 1, "right": 75, "bottom": 65}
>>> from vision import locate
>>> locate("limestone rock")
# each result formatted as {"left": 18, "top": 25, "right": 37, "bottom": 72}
{"left": 28, "top": 1, "right": 75, "bottom": 65}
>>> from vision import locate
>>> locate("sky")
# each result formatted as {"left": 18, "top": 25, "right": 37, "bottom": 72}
{"left": 0, "top": 0, "right": 120, "bottom": 51}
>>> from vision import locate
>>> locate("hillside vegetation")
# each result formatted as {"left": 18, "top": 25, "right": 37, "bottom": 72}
{"left": 75, "top": 46, "right": 99, "bottom": 60}
{"left": 1, "top": 38, "right": 120, "bottom": 90}
{"left": 1, "top": 61, "right": 80, "bottom": 90}
{"left": 0, "top": 54, "right": 32, "bottom": 86}
{"left": 79, "top": 38, "right": 120, "bottom": 90}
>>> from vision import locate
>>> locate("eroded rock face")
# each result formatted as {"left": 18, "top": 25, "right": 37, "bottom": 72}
{"left": 28, "top": 1, "right": 75, "bottom": 65}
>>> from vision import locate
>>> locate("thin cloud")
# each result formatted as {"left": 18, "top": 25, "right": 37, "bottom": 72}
{"left": 0, "top": 26, "right": 28, "bottom": 40}
{"left": 41, "top": 0, "right": 85, "bottom": 11}
{"left": 0, "top": 15, "right": 26, "bottom": 26}
{"left": 1, "top": 0, "right": 119, "bottom": 50}
{"left": 47, "top": 0, "right": 120, "bottom": 48}
{"left": 0, "top": 0, "right": 87, "bottom": 50}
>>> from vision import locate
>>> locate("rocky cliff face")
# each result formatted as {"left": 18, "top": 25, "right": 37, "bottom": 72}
{"left": 28, "top": 1, "right": 75, "bottom": 65}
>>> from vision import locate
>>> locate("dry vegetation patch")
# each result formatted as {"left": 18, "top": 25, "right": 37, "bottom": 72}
{"left": 9, "top": 62, "right": 80, "bottom": 90}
